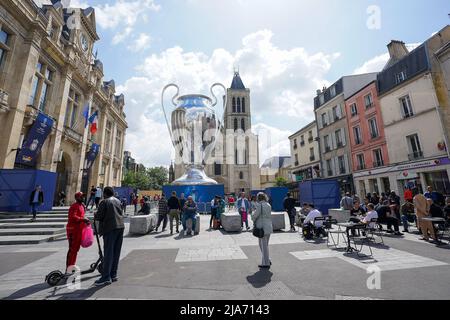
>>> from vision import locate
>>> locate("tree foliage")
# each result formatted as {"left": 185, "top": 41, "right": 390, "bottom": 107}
{"left": 122, "top": 166, "right": 168, "bottom": 190}
{"left": 275, "top": 176, "right": 288, "bottom": 187}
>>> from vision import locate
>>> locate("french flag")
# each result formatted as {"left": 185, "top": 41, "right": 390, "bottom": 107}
{"left": 88, "top": 111, "right": 99, "bottom": 135}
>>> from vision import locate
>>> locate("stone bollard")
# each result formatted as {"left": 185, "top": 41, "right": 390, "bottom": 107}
{"left": 221, "top": 212, "right": 242, "bottom": 232}
{"left": 129, "top": 214, "right": 155, "bottom": 235}
{"left": 271, "top": 212, "right": 286, "bottom": 231}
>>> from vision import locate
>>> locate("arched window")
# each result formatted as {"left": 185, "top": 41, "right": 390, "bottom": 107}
{"left": 232, "top": 97, "right": 236, "bottom": 113}
{"left": 242, "top": 98, "right": 245, "bottom": 113}
{"left": 239, "top": 172, "right": 244, "bottom": 180}
{"left": 241, "top": 119, "right": 245, "bottom": 131}
{"left": 237, "top": 97, "right": 241, "bottom": 113}
{"left": 234, "top": 118, "right": 238, "bottom": 131}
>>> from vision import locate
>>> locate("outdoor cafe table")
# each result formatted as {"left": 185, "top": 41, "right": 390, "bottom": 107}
{"left": 336, "top": 222, "right": 365, "bottom": 253}
{"left": 421, "top": 217, "right": 448, "bottom": 244}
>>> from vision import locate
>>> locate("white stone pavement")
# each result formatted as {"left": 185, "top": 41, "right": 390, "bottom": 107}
{"left": 0, "top": 213, "right": 448, "bottom": 299}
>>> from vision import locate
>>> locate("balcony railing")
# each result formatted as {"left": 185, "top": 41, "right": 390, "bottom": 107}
{"left": 373, "top": 160, "right": 384, "bottom": 168}
{"left": 408, "top": 151, "right": 424, "bottom": 161}
{"left": 322, "top": 122, "right": 328, "bottom": 128}
{"left": 309, "top": 156, "right": 315, "bottom": 161}
{"left": 365, "top": 102, "right": 374, "bottom": 109}
{"left": 295, "top": 161, "right": 299, "bottom": 166}
{"left": 337, "top": 141, "right": 343, "bottom": 148}
{"left": 325, "top": 146, "right": 331, "bottom": 153}
{"left": 357, "top": 164, "right": 365, "bottom": 171}
{"left": 370, "top": 132, "right": 379, "bottom": 139}
{"left": 63, "top": 126, "right": 83, "bottom": 144}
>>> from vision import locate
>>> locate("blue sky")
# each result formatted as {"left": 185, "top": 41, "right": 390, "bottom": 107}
{"left": 62, "top": 0, "right": 449, "bottom": 167}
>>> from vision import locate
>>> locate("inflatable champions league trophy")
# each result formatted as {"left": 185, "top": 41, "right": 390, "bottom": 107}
{"left": 161, "top": 83, "right": 227, "bottom": 185}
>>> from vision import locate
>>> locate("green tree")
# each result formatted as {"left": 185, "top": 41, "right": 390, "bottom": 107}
{"left": 147, "top": 166, "right": 169, "bottom": 190}
{"left": 275, "top": 177, "right": 288, "bottom": 187}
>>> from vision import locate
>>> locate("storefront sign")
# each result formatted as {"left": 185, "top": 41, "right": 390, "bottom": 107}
{"left": 15, "top": 113, "right": 54, "bottom": 166}
{"left": 354, "top": 157, "right": 450, "bottom": 178}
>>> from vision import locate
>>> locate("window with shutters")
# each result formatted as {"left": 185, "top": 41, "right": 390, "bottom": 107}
{"left": 335, "top": 130, "right": 343, "bottom": 148}
{"left": 29, "top": 61, "right": 54, "bottom": 112}
{"left": 338, "top": 156, "right": 346, "bottom": 174}
{"left": 368, "top": 118, "right": 379, "bottom": 139}
{"left": 0, "top": 27, "right": 10, "bottom": 69}
{"left": 324, "top": 135, "right": 331, "bottom": 152}
{"left": 353, "top": 126, "right": 362, "bottom": 145}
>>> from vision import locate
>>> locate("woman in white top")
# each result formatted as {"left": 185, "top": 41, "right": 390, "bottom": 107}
{"left": 362, "top": 203, "right": 378, "bottom": 229}
{"left": 251, "top": 192, "right": 274, "bottom": 269}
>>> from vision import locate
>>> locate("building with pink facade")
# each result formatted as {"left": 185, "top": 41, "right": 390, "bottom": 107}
{"left": 345, "top": 81, "right": 390, "bottom": 198}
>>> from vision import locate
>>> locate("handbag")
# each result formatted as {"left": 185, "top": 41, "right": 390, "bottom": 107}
{"left": 252, "top": 203, "right": 265, "bottom": 239}
{"left": 81, "top": 224, "right": 94, "bottom": 248}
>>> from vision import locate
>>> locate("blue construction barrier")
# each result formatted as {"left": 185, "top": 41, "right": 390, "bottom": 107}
{"left": 162, "top": 184, "right": 225, "bottom": 210}
{"left": 113, "top": 186, "right": 134, "bottom": 205}
{"left": 298, "top": 180, "right": 340, "bottom": 215}
{"left": 0, "top": 169, "right": 57, "bottom": 212}
{"left": 265, "top": 187, "right": 289, "bottom": 212}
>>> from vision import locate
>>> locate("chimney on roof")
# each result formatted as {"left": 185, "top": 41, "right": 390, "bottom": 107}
{"left": 316, "top": 90, "right": 322, "bottom": 96}
{"left": 387, "top": 40, "right": 409, "bottom": 60}
{"left": 322, "top": 86, "right": 327, "bottom": 93}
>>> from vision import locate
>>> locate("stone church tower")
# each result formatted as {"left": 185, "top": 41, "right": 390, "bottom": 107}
{"left": 205, "top": 72, "right": 261, "bottom": 195}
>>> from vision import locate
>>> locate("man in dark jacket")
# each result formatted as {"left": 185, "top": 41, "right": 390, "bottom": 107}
{"left": 283, "top": 193, "right": 297, "bottom": 232}
{"left": 167, "top": 191, "right": 181, "bottom": 235}
{"left": 94, "top": 187, "right": 125, "bottom": 286}
{"left": 137, "top": 196, "right": 151, "bottom": 215}
{"left": 29, "top": 185, "right": 44, "bottom": 222}
{"left": 155, "top": 194, "right": 168, "bottom": 232}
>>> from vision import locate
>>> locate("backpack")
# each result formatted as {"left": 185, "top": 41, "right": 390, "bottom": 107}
{"left": 302, "top": 224, "right": 314, "bottom": 240}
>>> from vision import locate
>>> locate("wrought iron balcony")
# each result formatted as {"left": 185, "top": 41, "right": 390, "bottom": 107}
{"left": 309, "top": 156, "right": 315, "bottom": 161}
{"left": 325, "top": 146, "right": 331, "bottom": 153}
{"left": 373, "top": 160, "right": 384, "bottom": 168}
{"left": 408, "top": 151, "right": 424, "bottom": 161}
{"left": 357, "top": 164, "right": 366, "bottom": 171}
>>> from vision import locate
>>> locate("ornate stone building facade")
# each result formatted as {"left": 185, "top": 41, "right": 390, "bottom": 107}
{"left": 0, "top": 0, "right": 127, "bottom": 203}
{"left": 174, "top": 72, "right": 261, "bottom": 195}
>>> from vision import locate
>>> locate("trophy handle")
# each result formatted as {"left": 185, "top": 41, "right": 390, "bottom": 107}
{"left": 161, "top": 84, "right": 180, "bottom": 147}
{"left": 210, "top": 83, "right": 227, "bottom": 134}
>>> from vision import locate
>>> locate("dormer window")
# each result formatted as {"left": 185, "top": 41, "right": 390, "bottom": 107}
{"left": 330, "top": 86, "right": 336, "bottom": 98}
{"left": 395, "top": 70, "right": 407, "bottom": 84}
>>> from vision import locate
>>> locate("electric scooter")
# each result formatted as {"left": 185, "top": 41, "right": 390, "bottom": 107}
{"left": 45, "top": 219, "right": 104, "bottom": 287}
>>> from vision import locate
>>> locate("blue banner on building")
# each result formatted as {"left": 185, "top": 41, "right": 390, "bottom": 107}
{"left": 85, "top": 143, "right": 100, "bottom": 170}
{"left": 15, "top": 113, "right": 54, "bottom": 166}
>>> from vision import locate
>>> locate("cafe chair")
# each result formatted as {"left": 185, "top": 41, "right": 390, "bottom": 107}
{"left": 325, "top": 217, "right": 348, "bottom": 249}
{"left": 365, "top": 218, "right": 385, "bottom": 245}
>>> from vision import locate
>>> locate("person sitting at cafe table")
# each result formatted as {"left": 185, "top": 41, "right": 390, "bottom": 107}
{"left": 376, "top": 200, "right": 403, "bottom": 235}
{"left": 348, "top": 201, "right": 366, "bottom": 236}
{"left": 400, "top": 200, "right": 416, "bottom": 233}
{"left": 344, "top": 203, "right": 378, "bottom": 247}
{"left": 302, "top": 204, "right": 327, "bottom": 237}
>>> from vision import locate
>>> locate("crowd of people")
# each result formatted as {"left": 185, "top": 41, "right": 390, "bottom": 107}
{"left": 338, "top": 186, "right": 450, "bottom": 242}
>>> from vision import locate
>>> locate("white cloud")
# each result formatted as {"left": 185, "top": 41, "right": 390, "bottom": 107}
{"left": 353, "top": 42, "right": 422, "bottom": 74}
{"left": 127, "top": 33, "right": 152, "bottom": 52}
{"left": 118, "top": 30, "right": 338, "bottom": 166}
{"left": 253, "top": 123, "right": 292, "bottom": 166}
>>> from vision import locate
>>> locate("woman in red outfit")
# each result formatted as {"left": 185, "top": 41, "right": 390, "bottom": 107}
{"left": 66, "top": 192, "right": 90, "bottom": 272}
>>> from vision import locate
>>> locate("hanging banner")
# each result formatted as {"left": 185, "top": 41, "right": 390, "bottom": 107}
{"left": 15, "top": 113, "right": 54, "bottom": 166}
{"left": 85, "top": 143, "right": 100, "bottom": 170}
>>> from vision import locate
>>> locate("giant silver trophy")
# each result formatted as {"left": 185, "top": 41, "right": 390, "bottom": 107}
{"left": 162, "top": 83, "right": 227, "bottom": 185}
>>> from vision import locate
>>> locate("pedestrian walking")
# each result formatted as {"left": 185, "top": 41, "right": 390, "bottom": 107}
{"left": 237, "top": 192, "right": 251, "bottom": 231}
{"left": 155, "top": 194, "right": 168, "bottom": 232}
{"left": 29, "top": 185, "right": 44, "bottom": 222}
{"left": 283, "top": 192, "right": 297, "bottom": 232}
{"left": 94, "top": 187, "right": 125, "bottom": 286}
{"left": 340, "top": 192, "right": 353, "bottom": 210}
{"left": 167, "top": 191, "right": 181, "bottom": 234}
{"left": 210, "top": 196, "right": 218, "bottom": 229}
{"left": 179, "top": 193, "right": 186, "bottom": 227}
{"left": 183, "top": 196, "right": 197, "bottom": 236}
{"left": 251, "top": 193, "right": 273, "bottom": 269}
{"left": 86, "top": 186, "right": 96, "bottom": 209}
{"left": 58, "top": 191, "right": 66, "bottom": 207}
{"left": 94, "top": 186, "right": 102, "bottom": 210}
{"left": 66, "top": 192, "right": 90, "bottom": 272}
